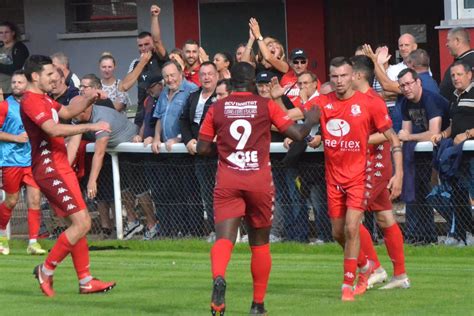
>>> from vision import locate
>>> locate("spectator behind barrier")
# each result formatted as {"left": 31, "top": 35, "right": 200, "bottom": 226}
{"left": 51, "top": 52, "right": 80, "bottom": 89}
{"left": 50, "top": 67, "right": 79, "bottom": 106}
{"left": 0, "top": 21, "right": 29, "bottom": 100}
{"left": 119, "top": 4, "right": 168, "bottom": 127}
{"left": 98, "top": 53, "right": 130, "bottom": 112}
{"left": 213, "top": 52, "right": 233, "bottom": 80}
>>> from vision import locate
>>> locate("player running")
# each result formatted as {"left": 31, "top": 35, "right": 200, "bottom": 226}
{"left": 0, "top": 70, "right": 46, "bottom": 255}
{"left": 197, "top": 62, "right": 319, "bottom": 315}
{"left": 21, "top": 55, "right": 115, "bottom": 297}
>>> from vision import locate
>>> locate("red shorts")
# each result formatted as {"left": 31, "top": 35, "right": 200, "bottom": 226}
{"left": 34, "top": 171, "right": 86, "bottom": 218}
{"left": 213, "top": 187, "right": 274, "bottom": 228}
{"left": 327, "top": 182, "right": 367, "bottom": 219}
{"left": 367, "top": 180, "right": 392, "bottom": 211}
{"left": 1, "top": 166, "right": 39, "bottom": 194}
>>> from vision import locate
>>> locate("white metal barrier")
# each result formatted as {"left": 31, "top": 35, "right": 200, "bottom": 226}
{"left": 86, "top": 141, "right": 474, "bottom": 239}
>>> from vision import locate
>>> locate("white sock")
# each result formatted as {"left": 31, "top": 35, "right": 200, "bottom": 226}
{"left": 29, "top": 239, "right": 37, "bottom": 245}
{"left": 0, "top": 229, "right": 6, "bottom": 237}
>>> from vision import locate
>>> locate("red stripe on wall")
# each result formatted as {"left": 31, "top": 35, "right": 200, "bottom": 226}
{"left": 173, "top": 0, "right": 200, "bottom": 48}
{"left": 286, "top": 0, "right": 326, "bottom": 82}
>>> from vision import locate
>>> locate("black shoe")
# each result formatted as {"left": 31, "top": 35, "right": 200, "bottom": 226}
{"left": 249, "top": 301, "right": 268, "bottom": 315}
{"left": 210, "top": 276, "right": 226, "bottom": 315}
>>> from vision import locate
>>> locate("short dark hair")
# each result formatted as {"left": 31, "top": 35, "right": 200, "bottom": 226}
{"left": 231, "top": 62, "right": 255, "bottom": 91}
{"left": 183, "top": 39, "right": 199, "bottom": 47}
{"left": 350, "top": 55, "right": 375, "bottom": 84}
{"left": 137, "top": 31, "right": 152, "bottom": 39}
{"left": 23, "top": 55, "right": 53, "bottom": 82}
{"left": 408, "top": 49, "right": 430, "bottom": 68}
{"left": 217, "top": 78, "right": 233, "bottom": 93}
{"left": 451, "top": 60, "right": 472, "bottom": 73}
{"left": 397, "top": 68, "right": 419, "bottom": 81}
{"left": 81, "top": 74, "right": 102, "bottom": 89}
{"left": 330, "top": 56, "right": 352, "bottom": 68}
{"left": 0, "top": 21, "right": 21, "bottom": 42}
{"left": 12, "top": 69, "right": 25, "bottom": 77}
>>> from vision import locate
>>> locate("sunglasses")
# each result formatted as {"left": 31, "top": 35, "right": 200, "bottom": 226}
{"left": 292, "top": 59, "right": 307, "bottom": 65}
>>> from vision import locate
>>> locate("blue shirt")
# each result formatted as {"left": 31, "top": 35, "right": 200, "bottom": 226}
{"left": 0, "top": 96, "right": 31, "bottom": 167}
{"left": 418, "top": 71, "right": 439, "bottom": 94}
{"left": 400, "top": 89, "right": 450, "bottom": 134}
{"left": 153, "top": 79, "right": 197, "bottom": 141}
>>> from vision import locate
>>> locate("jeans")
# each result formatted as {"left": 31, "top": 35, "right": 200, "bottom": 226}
{"left": 273, "top": 167, "right": 308, "bottom": 242}
{"left": 388, "top": 105, "right": 402, "bottom": 134}
{"left": 309, "top": 184, "right": 332, "bottom": 241}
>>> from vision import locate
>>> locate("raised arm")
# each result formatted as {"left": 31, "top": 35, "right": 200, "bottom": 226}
{"left": 363, "top": 44, "right": 401, "bottom": 94}
{"left": 241, "top": 29, "right": 255, "bottom": 65}
{"left": 150, "top": 4, "right": 167, "bottom": 59}
{"left": 58, "top": 91, "right": 105, "bottom": 120}
{"left": 249, "top": 18, "right": 289, "bottom": 73}
{"left": 119, "top": 51, "right": 152, "bottom": 92}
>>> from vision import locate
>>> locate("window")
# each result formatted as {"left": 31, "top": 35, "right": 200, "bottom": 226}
{"left": 65, "top": 0, "right": 137, "bottom": 33}
{"left": 0, "top": 0, "right": 25, "bottom": 35}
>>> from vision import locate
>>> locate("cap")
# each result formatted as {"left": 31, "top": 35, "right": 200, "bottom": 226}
{"left": 256, "top": 71, "right": 274, "bottom": 84}
{"left": 290, "top": 48, "right": 307, "bottom": 60}
{"left": 231, "top": 62, "right": 255, "bottom": 84}
{"left": 139, "top": 74, "right": 163, "bottom": 90}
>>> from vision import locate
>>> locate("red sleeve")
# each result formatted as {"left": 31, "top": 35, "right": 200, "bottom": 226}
{"left": 198, "top": 105, "right": 215, "bottom": 142}
{"left": 267, "top": 99, "right": 293, "bottom": 133}
{"left": 0, "top": 101, "right": 8, "bottom": 128}
{"left": 22, "top": 94, "right": 58, "bottom": 127}
{"left": 368, "top": 94, "right": 392, "bottom": 133}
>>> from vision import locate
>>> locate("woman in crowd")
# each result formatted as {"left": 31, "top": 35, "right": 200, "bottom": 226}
{"left": 213, "top": 52, "right": 233, "bottom": 80}
{"left": 0, "top": 21, "right": 29, "bottom": 100}
{"left": 98, "top": 52, "right": 130, "bottom": 112}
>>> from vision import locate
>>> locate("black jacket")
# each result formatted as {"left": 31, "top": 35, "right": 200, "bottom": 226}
{"left": 179, "top": 88, "right": 216, "bottom": 145}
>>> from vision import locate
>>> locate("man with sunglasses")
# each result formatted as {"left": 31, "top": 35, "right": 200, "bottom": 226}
{"left": 281, "top": 48, "right": 320, "bottom": 106}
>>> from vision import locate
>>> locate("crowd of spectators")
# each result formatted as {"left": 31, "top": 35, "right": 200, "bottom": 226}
{"left": 0, "top": 4, "right": 473, "bottom": 245}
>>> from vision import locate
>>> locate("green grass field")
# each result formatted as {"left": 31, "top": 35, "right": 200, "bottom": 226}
{"left": 0, "top": 239, "right": 472, "bottom": 315}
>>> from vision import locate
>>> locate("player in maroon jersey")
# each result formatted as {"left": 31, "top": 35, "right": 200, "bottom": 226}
{"left": 21, "top": 55, "right": 115, "bottom": 297}
{"left": 197, "top": 62, "right": 319, "bottom": 315}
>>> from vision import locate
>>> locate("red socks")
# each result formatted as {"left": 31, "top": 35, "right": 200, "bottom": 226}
{"left": 0, "top": 204, "right": 13, "bottom": 230}
{"left": 343, "top": 258, "right": 357, "bottom": 286}
{"left": 211, "top": 238, "right": 234, "bottom": 279}
{"left": 27, "top": 208, "right": 41, "bottom": 240}
{"left": 71, "top": 237, "right": 91, "bottom": 280}
{"left": 359, "top": 224, "right": 380, "bottom": 270}
{"left": 383, "top": 223, "right": 406, "bottom": 276}
{"left": 44, "top": 232, "right": 73, "bottom": 271}
{"left": 251, "top": 244, "right": 271, "bottom": 304}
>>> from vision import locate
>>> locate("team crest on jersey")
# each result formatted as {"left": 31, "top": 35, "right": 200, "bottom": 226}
{"left": 350, "top": 104, "right": 361, "bottom": 116}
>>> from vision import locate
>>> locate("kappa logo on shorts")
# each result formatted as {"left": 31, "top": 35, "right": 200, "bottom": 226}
{"left": 377, "top": 144, "right": 384, "bottom": 150}
{"left": 62, "top": 195, "right": 72, "bottom": 202}
{"left": 376, "top": 153, "right": 383, "bottom": 159}
{"left": 57, "top": 187, "right": 68, "bottom": 194}
{"left": 41, "top": 149, "right": 51, "bottom": 156}
{"left": 375, "top": 162, "right": 384, "bottom": 168}
{"left": 52, "top": 180, "right": 63, "bottom": 186}
{"left": 40, "top": 140, "right": 48, "bottom": 147}
{"left": 45, "top": 167, "right": 55, "bottom": 174}
{"left": 67, "top": 204, "right": 76, "bottom": 211}
{"left": 374, "top": 171, "right": 382, "bottom": 177}
{"left": 42, "top": 158, "right": 52, "bottom": 165}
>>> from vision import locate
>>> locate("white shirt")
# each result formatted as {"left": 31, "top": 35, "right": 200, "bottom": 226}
{"left": 194, "top": 91, "right": 210, "bottom": 124}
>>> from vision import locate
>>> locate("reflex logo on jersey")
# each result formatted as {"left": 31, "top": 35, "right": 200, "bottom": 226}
{"left": 326, "top": 119, "right": 350, "bottom": 137}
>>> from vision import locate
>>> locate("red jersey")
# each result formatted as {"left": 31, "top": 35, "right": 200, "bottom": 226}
{"left": 20, "top": 91, "right": 74, "bottom": 179}
{"left": 366, "top": 88, "right": 393, "bottom": 182}
{"left": 199, "top": 92, "right": 293, "bottom": 191}
{"left": 303, "top": 90, "right": 391, "bottom": 186}
{"left": 184, "top": 64, "right": 201, "bottom": 87}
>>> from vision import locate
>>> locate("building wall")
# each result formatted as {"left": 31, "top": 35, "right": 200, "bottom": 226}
{"left": 23, "top": 0, "right": 176, "bottom": 105}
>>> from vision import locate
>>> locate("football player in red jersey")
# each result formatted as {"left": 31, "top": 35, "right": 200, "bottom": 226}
{"left": 20, "top": 55, "right": 115, "bottom": 297}
{"left": 198, "top": 62, "right": 319, "bottom": 315}
{"left": 273, "top": 57, "right": 402, "bottom": 301}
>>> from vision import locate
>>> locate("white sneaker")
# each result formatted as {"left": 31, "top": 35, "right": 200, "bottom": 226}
{"left": 444, "top": 236, "right": 459, "bottom": 246}
{"left": 269, "top": 234, "right": 282, "bottom": 243}
{"left": 466, "top": 233, "right": 474, "bottom": 246}
{"left": 367, "top": 267, "right": 388, "bottom": 289}
{"left": 206, "top": 232, "right": 216, "bottom": 243}
{"left": 143, "top": 224, "right": 160, "bottom": 241}
{"left": 123, "top": 221, "right": 144, "bottom": 240}
{"left": 0, "top": 236, "right": 9, "bottom": 255}
{"left": 379, "top": 277, "right": 411, "bottom": 290}
{"left": 238, "top": 235, "right": 249, "bottom": 243}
